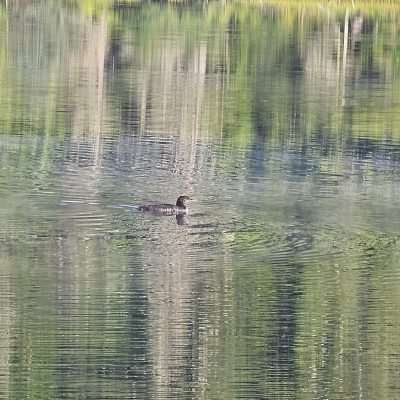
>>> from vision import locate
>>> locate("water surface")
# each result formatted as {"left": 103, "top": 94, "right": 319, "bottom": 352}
{"left": 0, "top": 2, "right": 400, "bottom": 399}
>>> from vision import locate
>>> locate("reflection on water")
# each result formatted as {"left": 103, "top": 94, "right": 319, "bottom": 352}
{"left": 1, "top": 1, "right": 400, "bottom": 399}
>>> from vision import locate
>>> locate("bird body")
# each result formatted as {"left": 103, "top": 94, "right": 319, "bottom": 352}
{"left": 138, "top": 195, "right": 192, "bottom": 215}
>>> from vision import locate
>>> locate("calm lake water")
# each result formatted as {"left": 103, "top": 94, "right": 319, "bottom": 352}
{"left": 1, "top": 1, "right": 400, "bottom": 399}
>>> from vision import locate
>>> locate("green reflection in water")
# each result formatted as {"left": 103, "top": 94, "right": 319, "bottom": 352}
{"left": 0, "top": 1, "right": 400, "bottom": 400}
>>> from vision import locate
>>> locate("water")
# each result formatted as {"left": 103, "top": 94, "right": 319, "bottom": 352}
{"left": 1, "top": 1, "right": 400, "bottom": 399}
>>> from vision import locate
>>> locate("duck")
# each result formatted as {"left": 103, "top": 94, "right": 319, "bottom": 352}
{"left": 138, "top": 195, "right": 192, "bottom": 215}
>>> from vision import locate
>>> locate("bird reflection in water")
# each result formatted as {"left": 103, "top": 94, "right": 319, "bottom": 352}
{"left": 176, "top": 214, "right": 188, "bottom": 225}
